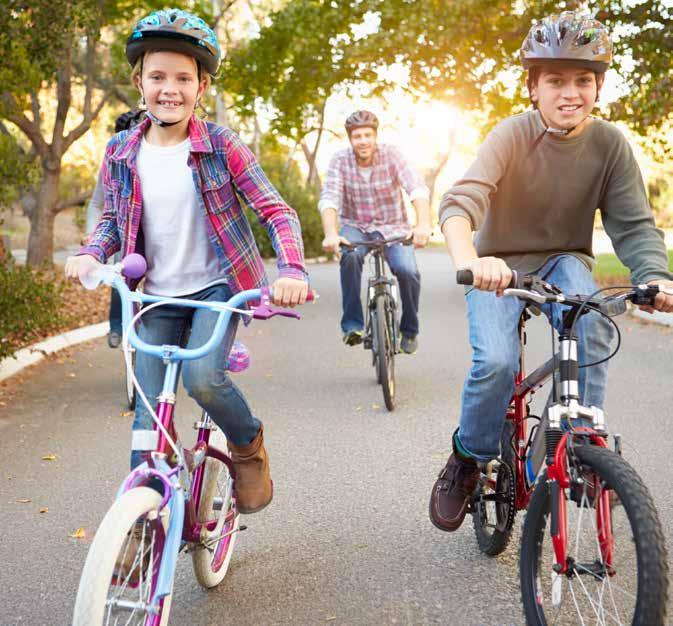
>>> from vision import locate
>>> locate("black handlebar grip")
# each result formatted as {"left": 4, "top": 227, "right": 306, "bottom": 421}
{"left": 456, "top": 269, "right": 474, "bottom": 285}
{"left": 455, "top": 269, "right": 519, "bottom": 288}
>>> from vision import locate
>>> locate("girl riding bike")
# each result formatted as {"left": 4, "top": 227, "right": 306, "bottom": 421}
{"left": 65, "top": 8, "right": 309, "bottom": 522}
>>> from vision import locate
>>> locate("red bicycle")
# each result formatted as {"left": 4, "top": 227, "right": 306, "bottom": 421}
{"left": 458, "top": 270, "right": 670, "bottom": 626}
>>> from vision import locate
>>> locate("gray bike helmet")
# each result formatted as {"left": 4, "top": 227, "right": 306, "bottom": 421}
{"left": 520, "top": 11, "right": 612, "bottom": 74}
{"left": 345, "top": 110, "right": 379, "bottom": 134}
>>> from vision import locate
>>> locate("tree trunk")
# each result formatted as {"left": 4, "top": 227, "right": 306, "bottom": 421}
{"left": 26, "top": 166, "right": 60, "bottom": 267}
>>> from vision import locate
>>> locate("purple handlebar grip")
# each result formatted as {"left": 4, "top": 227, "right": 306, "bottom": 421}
{"left": 121, "top": 254, "right": 147, "bottom": 279}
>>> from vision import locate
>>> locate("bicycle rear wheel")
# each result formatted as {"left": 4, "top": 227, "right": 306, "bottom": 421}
{"left": 192, "top": 425, "right": 240, "bottom": 588}
{"left": 375, "top": 294, "right": 395, "bottom": 411}
{"left": 73, "top": 486, "right": 171, "bottom": 626}
{"left": 520, "top": 444, "right": 669, "bottom": 625}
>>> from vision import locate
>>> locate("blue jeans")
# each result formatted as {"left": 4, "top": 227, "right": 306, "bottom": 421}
{"left": 457, "top": 255, "right": 615, "bottom": 462}
{"left": 339, "top": 225, "right": 421, "bottom": 337}
{"left": 131, "top": 283, "right": 261, "bottom": 469}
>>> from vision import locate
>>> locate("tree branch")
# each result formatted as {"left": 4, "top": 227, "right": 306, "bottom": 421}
{"left": 29, "top": 90, "right": 41, "bottom": 125}
{"left": 53, "top": 191, "right": 91, "bottom": 214}
{"left": 2, "top": 94, "right": 50, "bottom": 159}
{"left": 52, "top": 43, "right": 73, "bottom": 155}
{"left": 63, "top": 93, "right": 108, "bottom": 153}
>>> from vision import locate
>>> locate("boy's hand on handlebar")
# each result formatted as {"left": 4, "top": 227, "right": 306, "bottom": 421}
{"left": 458, "top": 257, "right": 513, "bottom": 294}
{"left": 271, "top": 277, "right": 309, "bottom": 307}
{"left": 64, "top": 254, "right": 101, "bottom": 281}
{"left": 642, "top": 279, "right": 673, "bottom": 314}
{"left": 322, "top": 234, "right": 350, "bottom": 257}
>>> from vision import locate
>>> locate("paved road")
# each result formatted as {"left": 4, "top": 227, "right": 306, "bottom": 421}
{"left": 1, "top": 249, "right": 671, "bottom": 625}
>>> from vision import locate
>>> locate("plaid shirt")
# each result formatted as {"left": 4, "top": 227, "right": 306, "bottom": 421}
{"left": 79, "top": 115, "right": 307, "bottom": 293}
{"left": 319, "top": 144, "right": 429, "bottom": 238}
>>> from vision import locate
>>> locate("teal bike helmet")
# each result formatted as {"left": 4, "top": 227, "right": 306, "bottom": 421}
{"left": 126, "top": 9, "right": 221, "bottom": 76}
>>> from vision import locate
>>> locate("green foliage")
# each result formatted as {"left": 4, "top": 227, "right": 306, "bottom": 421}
{"left": 0, "top": 257, "right": 65, "bottom": 360}
{"left": 594, "top": 250, "right": 673, "bottom": 279}
{"left": 0, "top": 132, "right": 39, "bottom": 211}
{"left": 245, "top": 135, "right": 323, "bottom": 259}
{"left": 223, "top": 0, "right": 673, "bottom": 137}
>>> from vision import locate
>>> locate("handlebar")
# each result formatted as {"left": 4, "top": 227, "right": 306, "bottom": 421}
{"left": 339, "top": 236, "right": 414, "bottom": 251}
{"left": 85, "top": 254, "right": 314, "bottom": 362}
{"left": 456, "top": 268, "right": 668, "bottom": 312}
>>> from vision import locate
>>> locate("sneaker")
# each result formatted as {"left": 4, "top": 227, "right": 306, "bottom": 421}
{"left": 429, "top": 451, "right": 480, "bottom": 532}
{"left": 108, "top": 331, "right": 122, "bottom": 349}
{"left": 343, "top": 330, "right": 364, "bottom": 346}
{"left": 400, "top": 333, "right": 418, "bottom": 354}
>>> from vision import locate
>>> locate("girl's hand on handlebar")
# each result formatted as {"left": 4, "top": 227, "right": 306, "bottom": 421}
{"left": 64, "top": 254, "right": 101, "bottom": 282}
{"left": 458, "top": 257, "right": 513, "bottom": 295}
{"left": 271, "top": 277, "right": 309, "bottom": 307}
{"left": 643, "top": 279, "right": 673, "bottom": 314}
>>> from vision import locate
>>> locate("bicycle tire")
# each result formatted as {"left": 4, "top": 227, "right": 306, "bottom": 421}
{"left": 520, "top": 444, "right": 669, "bottom": 626}
{"left": 73, "top": 486, "right": 171, "bottom": 626}
{"left": 375, "top": 294, "right": 395, "bottom": 411}
{"left": 192, "top": 425, "right": 240, "bottom": 588}
{"left": 124, "top": 348, "right": 136, "bottom": 411}
{"left": 472, "top": 419, "right": 516, "bottom": 556}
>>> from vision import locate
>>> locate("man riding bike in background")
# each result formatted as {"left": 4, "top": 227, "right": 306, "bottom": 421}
{"left": 428, "top": 11, "right": 673, "bottom": 534}
{"left": 319, "top": 110, "right": 432, "bottom": 355}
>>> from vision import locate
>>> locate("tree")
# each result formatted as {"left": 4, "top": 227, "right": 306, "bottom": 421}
{"left": 222, "top": 0, "right": 673, "bottom": 140}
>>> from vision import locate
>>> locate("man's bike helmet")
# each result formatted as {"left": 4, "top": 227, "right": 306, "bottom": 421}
{"left": 345, "top": 110, "right": 379, "bottom": 134}
{"left": 520, "top": 11, "right": 612, "bottom": 74}
{"left": 126, "top": 8, "right": 221, "bottom": 76}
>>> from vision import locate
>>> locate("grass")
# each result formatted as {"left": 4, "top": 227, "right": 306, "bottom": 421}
{"left": 593, "top": 250, "right": 673, "bottom": 281}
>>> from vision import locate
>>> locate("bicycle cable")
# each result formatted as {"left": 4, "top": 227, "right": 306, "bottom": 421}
{"left": 122, "top": 298, "right": 254, "bottom": 467}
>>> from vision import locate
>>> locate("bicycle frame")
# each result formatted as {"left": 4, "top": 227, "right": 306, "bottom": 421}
{"left": 107, "top": 274, "right": 268, "bottom": 612}
{"left": 506, "top": 308, "right": 614, "bottom": 575}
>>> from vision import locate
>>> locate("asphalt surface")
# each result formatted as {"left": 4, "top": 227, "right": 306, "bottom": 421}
{"left": 1, "top": 248, "right": 671, "bottom": 625}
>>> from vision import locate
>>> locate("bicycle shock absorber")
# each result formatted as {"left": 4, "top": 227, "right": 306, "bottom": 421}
{"left": 545, "top": 428, "right": 564, "bottom": 465}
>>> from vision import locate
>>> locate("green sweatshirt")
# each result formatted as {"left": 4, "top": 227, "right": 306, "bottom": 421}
{"left": 438, "top": 110, "right": 672, "bottom": 284}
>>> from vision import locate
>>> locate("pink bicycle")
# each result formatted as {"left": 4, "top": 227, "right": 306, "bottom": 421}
{"left": 72, "top": 254, "right": 312, "bottom": 625}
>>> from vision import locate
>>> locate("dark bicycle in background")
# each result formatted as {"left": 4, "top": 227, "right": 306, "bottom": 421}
{"left": 341, "top": 236, "right": 412, "bottom": 411}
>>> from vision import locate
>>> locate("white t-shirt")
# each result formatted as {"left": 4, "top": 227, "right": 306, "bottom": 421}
{"left": 137, "top": 137, "right": 224, "bottom": 296}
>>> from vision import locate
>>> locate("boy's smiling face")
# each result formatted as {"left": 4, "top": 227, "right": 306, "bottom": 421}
{"left": 530, "top": 65, "right": 603, "bottom": 132}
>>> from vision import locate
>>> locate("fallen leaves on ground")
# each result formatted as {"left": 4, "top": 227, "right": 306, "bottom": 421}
{"left": 41, "top": 453, "right": 57, "bottom": 461}
{"left": 16, "top": 498, "right": 31, "bottom": 503}
{"left": 68, "top": 527, "right": 86, "bottom": 539}
{"left": 120, "top": 410, "right": 133, "bottom": 417}
{"left": 39, "top": 507, "right": 48, "bottom": 514}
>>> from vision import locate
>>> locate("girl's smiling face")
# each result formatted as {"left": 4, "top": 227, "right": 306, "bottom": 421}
{"left": 136, "top": 50, "right": 207, "bottom": 125}
{"left": 530, "top": 65, "right": 603, "bottom": 131}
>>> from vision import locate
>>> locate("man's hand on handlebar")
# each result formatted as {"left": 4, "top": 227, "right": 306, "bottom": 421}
{"left": 322, "top": 233, "right": 351, "bottom": 258}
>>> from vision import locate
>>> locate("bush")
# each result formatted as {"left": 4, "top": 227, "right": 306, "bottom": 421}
{"left": 244, "top": 135, "right": 324, "bottom": 260}
{"left": 0, "top": 255, "right": 65, "bottom": 360}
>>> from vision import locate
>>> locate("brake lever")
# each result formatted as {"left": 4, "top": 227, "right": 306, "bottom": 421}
{"left": 252, "top": 287, "right": 301, "bottom": 320}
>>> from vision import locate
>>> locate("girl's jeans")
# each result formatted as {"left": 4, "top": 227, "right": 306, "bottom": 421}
{"left": 457, "top": 255, "right": 615, "bottom": 462}
{"left": 339, "top": 225, "right": 421, "bottom": 337}
{"left": 130, "top": 283, "right": 261, "bottom": 469}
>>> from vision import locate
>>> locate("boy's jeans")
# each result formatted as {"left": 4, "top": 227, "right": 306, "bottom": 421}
{"left": 457, "top": 255, "right": 615, "bottom": 462}
{"left": 339, "top": 225, "right": 421, "bottom": 337}
{"left": 130, "top": 283, "right": 261, "bottom": 469}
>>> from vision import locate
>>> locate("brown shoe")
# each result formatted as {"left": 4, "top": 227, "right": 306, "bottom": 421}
{"left": 228, "top": 426, "right": 273, "bottom": 514}
{"left": 429, "top": 450, "right": 480, "bottom": 532}
{"left": 114, "top": 523, "right": 151, "bottom": 584}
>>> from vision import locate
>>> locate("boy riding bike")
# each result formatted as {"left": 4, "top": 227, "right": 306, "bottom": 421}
{"left": 429, "top": 11, "right": 673, "bottom": 533}
{"left": 66, "top": 9, "right": 309, "bottom": 521}
{"left": 319, "top": 111, "right": 432, "bottom": 354}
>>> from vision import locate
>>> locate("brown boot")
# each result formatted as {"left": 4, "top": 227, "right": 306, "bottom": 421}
{"left": 229, "top": 426, "right": 273, "bottom": 514}
{"left": 429, "top": 435, "right": 480, "bottom": 532}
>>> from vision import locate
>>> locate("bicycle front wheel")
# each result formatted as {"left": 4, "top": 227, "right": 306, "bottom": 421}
{"left": 73, "top": 487, "right": 171, "bottom": 626}
{"left": 123, "top": 346, "right": 136, "bottom": 410}
{"left": 520, "top": 444, "right": 669, "bottom": 625}
{"left": 192, "top": 425, "right": 240, "bottom": 588}
{"left": 375, "top": 294, "right": 395, "bottom": 411}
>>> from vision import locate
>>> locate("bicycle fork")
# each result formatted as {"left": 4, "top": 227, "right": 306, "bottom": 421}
{"left": 543, "top": 333, "right": 613, "bottom": 577}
